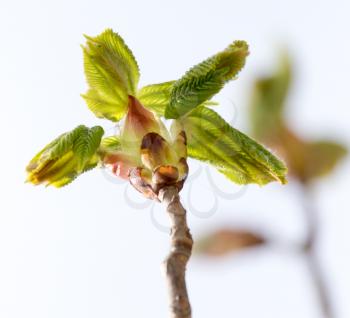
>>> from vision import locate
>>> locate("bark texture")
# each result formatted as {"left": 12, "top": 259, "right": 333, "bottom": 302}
{"left": 159, "top": 186, "right": 193, "bottom": 318}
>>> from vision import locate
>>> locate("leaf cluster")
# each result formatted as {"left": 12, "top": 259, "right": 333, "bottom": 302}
{"left": 27, "top": 29, "right": 288, "bottom": 188}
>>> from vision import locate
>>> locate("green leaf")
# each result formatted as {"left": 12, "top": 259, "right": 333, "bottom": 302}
{"left": 165, "top": 40, "right": 249, "bottom": 119}
{"left": 181, "top": 107, "right": 287, "bottom": 185}
{"left": 82, "top": 29, "right": 140, "bottom": 121}
{"left": 249, "top": 53, "right": 291, "bottom": 140}
{"left": 98, "top": 135, "right": 122, "bottom": 159}
{"left": 40, "top": 125, "right": 85, "bottom": 161}
{"left": 137, "top": 81, "right": 175, "bottom": 116}
{"left": 100, "top": 135, "right": 122, "bottom": 152}
{"left": 137, "top": 81, "right": 219, "bottom": 116}
{"left": 26, "top": 125, "right": 105, "bottom": 187}
{"left": 81, "top": 89, "right": 127, "bottom": 122}
{"left": 73, "top": 126, "right": 104, "bottom": 171}
{"left": 82, "top": 48, "right": 128, "bottom": 120}
{"left": 84, "top": 29, "right": 140, "bottom": 94}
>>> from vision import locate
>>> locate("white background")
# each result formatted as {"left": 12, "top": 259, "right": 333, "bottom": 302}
{"left": 0, "top": 0, "right": 349, "bottom": 317}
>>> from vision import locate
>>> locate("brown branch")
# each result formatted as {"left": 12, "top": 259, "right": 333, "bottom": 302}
{"left": 159, "top": 186, "right": 193, "bottom": 318}
{"left": 301, "top": 185, "right": 335, "bottom": 318}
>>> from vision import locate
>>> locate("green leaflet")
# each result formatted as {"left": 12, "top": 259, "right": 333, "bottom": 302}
{"left": 98, "top": 135, "right": 122, "bottom": 158}
{"left": 84, "top": 29, "right": 140, "bottom": 94}
{"left": 165, "top": 41, "right": 249, "bottom": 119}
{"left": 82, "top": 29, "right": 140, "bottom": 121}
{"left": 26, "top": 125, "right": 104, "bottom": 187}
{"left": 81, "top": 89, "right": 127, "bottom": 122}
{"left": 43, "top": 125, "right": 104, "bottom": 166}
{"left": 137, "top": 81, "right": 175, "bottom": 116}
{"left": 73, "top": 126, "right": 105, "bottom": 171}
{"left": 100, "top": 135, "right": 122, "bottom": 151}
{"left": 82, "top": 48, "right": 128, "bottom": 121}
{"left": 181, "top": 107, "right": 287, "bottom": 185}
{"left": 44, "top": 154, "right": 99, "bottom": 188}
{"left": 30, "top": 125, "right": 85, "bottom": 163}
{"left": 137, "top": 81, "right": 219, "bottom": 116}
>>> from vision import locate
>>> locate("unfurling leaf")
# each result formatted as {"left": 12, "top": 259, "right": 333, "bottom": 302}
{"left": 121, "top": 96, "right": 164, "bottom": 158}
{"left": 165, "top": 41, "right": 249, "bottom": 119}
{"left": 137, "top": 81, "right": 175, "bottom": 116}
{"left": 195, "top": 229, "right": 265, "bottom": 257}
{"left": 140, "top": 132, "right": 172, "bottom": 170}
{"left": 181, "top": 107, "right": 287, "bottom": 185}
{"left": 81, "top": 89, "right": 127, "bottom": 122}
{"left": 82, "top": 29, "right": 140, "bottom": 121}
{"left": 26, "top": 125, "right": 104, "bottom": 187}
{"left": 100, "top": 135, "right": 122, "bottom": 153}
{"left": 100, "top": 97, "right": 189, "bottom": 194}
{"left": 74, "top": 126, "right": 104, "bottom": 171}
{"left": 137, "top": 81, "right": 219, "bottom": 116}
{"left": 128, "top": 130, "right": 189, "bottom": 199}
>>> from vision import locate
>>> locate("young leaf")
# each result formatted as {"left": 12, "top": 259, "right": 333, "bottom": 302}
{"left": 165, "top": 41, "right": 249, "bottom": 119}
{"left": 81, "top": 89, "right": 128, "bottom": 122}
{"left": 26, "top": 125, "right": 104, "bottom": 187}
{"left": 181, "top": 107, "right": 287, "bottom": 185}
{"left": 138, "top": 81, "right": 219, "bottom": 116}
{"left": 82, "top": 49, "right": 128, "bottom": 121}
{"left": 82, "top": 29, "right": 140, "bottom": 121}
{"left": 100, "top": 135, "right": 122, "bottom": 152}
{"left": 137, "top": 81, "right": 175, "bottom": 116}
{"left": 73, "top": 126, "right": 104, "bottom": 171}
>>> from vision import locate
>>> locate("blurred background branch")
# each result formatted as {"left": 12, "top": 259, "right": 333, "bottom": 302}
{"left": 301, "top": 185, "right": 333, "bottom": 318}
{"left": 195, "top": 51, "right": 347, "bottom": 318}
